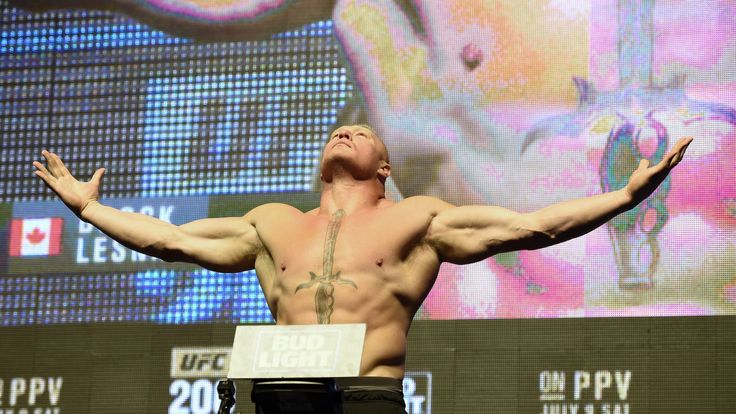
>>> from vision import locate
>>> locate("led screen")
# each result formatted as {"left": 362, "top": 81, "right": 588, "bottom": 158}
{"left": 1, "top": 0, "right": 735, "bottom": 326}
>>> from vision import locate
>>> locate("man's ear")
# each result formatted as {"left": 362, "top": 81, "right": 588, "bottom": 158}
{"left": 377, "top": 161, "right": 391, "bottom": 181}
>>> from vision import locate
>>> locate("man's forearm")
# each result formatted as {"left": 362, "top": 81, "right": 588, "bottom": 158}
{"left": 80, "top": 201, "right": 179, "bottom": 260}
{"left": 524, "top": 188, "right": 634, "bottom": 248}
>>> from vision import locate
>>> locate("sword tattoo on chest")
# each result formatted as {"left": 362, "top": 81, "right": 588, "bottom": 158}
{"left": 295, "top": 209, "right": 357, "bottom": 324}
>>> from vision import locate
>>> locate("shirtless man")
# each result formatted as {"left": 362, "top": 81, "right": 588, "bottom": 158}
{"left": 33, "top": 125, "right": 692, "bottom": 411}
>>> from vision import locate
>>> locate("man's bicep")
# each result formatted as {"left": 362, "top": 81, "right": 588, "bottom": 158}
{"left": 427, "top": 205, "right": 537, "bottom": 264}
{"left": 172, "top": 216, "right": 262, "bottom": 273}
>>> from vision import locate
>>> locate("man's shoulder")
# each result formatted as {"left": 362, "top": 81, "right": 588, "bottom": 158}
{"left": 397, "top": 195, "right": 454, "bottom": 214}
{"left": 244, "top": 202, "right": 305, "bottom": 222}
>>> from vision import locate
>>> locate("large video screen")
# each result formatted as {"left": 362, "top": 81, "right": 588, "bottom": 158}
{"left": 2, "top": 0, "right": 735, "bottom": 326}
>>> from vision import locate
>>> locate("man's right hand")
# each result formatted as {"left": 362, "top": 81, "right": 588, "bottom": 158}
{"left": 33, "top": 150, "right": 106, "bottom": 219}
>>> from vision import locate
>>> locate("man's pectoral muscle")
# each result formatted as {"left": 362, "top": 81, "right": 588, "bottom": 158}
{"left": 295, "top": 209, "right": 358, "bottom": 324}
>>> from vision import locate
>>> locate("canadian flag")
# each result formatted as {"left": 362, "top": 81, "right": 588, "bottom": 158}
{"left": 9, "top": 218, "right": 64, "bottom": 257}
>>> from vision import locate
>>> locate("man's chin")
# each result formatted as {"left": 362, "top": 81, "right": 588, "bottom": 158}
{"left": 321, "top": 158, "right": 369, "bottom": 181}
{"left": 323, "top": 153, "right": 354, "bottom": 167}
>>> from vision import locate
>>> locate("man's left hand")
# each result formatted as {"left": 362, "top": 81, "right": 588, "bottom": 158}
{"left": 624, "top": 136, "right": 693, "bottom": 204}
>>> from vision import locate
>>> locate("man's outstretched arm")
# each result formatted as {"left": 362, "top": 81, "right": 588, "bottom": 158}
{"left": 32, "top": 150, "right": 262, "bottom": 273}
{"left": 426, "top": 137, "right": 693, "bottom": 264}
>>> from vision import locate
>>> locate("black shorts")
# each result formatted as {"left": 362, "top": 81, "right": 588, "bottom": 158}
{"left": 339, "top": 377, "right": 407, "bottom": 414}
{"left": 250, "top": 377, "right": 407, "bottom": 414}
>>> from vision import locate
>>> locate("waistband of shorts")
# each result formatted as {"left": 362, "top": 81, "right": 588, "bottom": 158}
{"left": 252, "top": 377, "right": 403, "bottom": 393}
{"left": 334, "top": 376, "right": 403, "bottom": 390}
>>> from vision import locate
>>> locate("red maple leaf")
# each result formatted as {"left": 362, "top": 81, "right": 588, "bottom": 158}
{"left": 26, "top": 227, "right": 47, "bottom": 244}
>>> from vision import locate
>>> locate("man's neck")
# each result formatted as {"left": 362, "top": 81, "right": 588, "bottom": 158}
{"left": 319, "top": 176, "right": 385, "bottom": 216}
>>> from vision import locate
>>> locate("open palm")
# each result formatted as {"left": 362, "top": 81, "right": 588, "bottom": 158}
{"left": 33, "top": 150, "right": 105, "bottom": 217}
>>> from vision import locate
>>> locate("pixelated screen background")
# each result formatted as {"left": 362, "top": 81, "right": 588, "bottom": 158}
{"left": 2, "top": 0, "right": 735, "bottom": 327}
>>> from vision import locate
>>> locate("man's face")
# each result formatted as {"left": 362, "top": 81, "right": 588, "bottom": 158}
{"left": 320, "top": 125, "right": 388, "bottom": 182}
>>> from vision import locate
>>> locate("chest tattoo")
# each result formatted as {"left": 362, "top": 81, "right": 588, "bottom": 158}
{"left": 295, "top": 209, "right": 357, "bottom": 324}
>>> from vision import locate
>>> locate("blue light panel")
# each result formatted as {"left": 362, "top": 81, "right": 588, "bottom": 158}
{"left": 0, "top": 2, "right": 351, "bottom": 326}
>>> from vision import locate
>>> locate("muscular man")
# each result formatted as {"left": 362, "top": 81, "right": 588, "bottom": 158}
{"left": 33, "top": 125, "right": 691, "bottom": 412}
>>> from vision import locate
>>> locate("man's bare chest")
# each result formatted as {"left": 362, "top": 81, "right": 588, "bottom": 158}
{"left": 252, "top": 203, "right": 443, "bottom": 323}
{"left": 261, "top": 209, "right": 422, "bottom": 275}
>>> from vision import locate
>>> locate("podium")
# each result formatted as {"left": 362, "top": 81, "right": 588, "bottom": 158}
{"left": 218, "top": 324, "right": 366, "bottom": 414}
